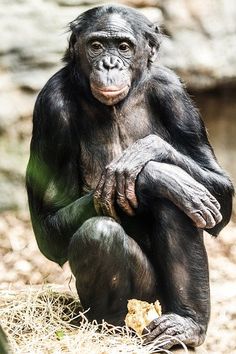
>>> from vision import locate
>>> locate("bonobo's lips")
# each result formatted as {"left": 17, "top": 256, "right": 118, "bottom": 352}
{"left": 91, "top": 85, "right": 129, "bottom": 98}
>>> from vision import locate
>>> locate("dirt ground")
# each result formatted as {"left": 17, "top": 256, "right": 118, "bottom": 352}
{"left": 0, "top": 210, "right": 235, "bottom": 353}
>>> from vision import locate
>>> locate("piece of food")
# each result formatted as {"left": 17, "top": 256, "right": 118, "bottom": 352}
{"left": 125, "top": 299, "right": 162, "bottom": 336}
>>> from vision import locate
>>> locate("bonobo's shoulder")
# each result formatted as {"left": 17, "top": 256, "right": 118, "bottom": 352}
{"left": 37, "top": 67, "right": 70, "bottom": 105}
{"left": 33, "top": 66, "right": 76, "bottom": 132}
{"left": 34, "top": 66, "right": 77, "bottom": 123}
{"left": 149, "top": 65, "right": 183, "bottom": 90}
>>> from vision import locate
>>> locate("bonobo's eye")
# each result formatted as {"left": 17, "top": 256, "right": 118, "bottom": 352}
{"left": 91, "top": 41, "right": 102, "bottom": 50}
{"left": 119, "top": 42, "right": 130, "bottom": 51}
{"left": 118, "top": 42, "right": 134, "bottom": 58}
{"left": 89, "top": 41, "right": 104, "bottom": 55}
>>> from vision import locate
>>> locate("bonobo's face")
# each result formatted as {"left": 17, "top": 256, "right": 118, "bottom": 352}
{"left": 80, "top": 14, "right": 141, "bottom": 105}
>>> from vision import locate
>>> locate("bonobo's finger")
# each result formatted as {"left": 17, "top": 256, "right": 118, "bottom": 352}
{"left": 189, "top": 210, "right": 207, "bottom": 229}
{"left": 99, "top": 167, "right": 117, "bottom": 218}
{"left": 197, "top": 202, "right": 217, "bottom": 229}
{"left": 116, "top": 173, "right": 135, "bottom": 216}
{"left": 93, "top": 174, "right": 106, "bottom": 214}
{"left": 206, "top": 203, "right": 222, "bottom": 228}
{"left": 93, "top": 194, "right": 101, "bottom": 215}
{"left": 142, "top": 317, "right": 161, "bottom": 336}
{"left": 214, "top": 209, "right": 223, "bottom": 224}
{"left": 100, "top": 171, "right": 119, "bottom": 220}
{"left": 203, "top": 196, "right": 221, "bottom": 217}
{"left": 101, "top": 199, "right": 119, "bottom": 221}
{"left": 125, "top": 175, "right": 138, "bottom": 209}
{"left": 142, "top": 316, "right": 172, "bottom": 343}
{"left": 202, "top": 197, "right": 222, "bottom": 225}
{"left": 204, "top": 208, "right": 217, "bottom": 229}
{"left": 96, "top": 172, "right": 106, "bottom": 195}
{"left": 207, "top": 192, "right": 221, "bottom": 210}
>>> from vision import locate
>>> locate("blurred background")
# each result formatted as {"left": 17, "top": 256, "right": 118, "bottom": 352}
{"left": 0, "top": 0, "right": 235, "bottom": 352}
{"left": 1, "top": 0, "right": 236, "bottom": 212}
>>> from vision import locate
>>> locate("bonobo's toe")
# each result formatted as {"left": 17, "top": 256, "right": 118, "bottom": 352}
{"left": 142, "top": 314, "right": 206, "bottom": 349}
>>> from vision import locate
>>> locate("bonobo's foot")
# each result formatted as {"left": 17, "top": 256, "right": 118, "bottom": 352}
{"left": 143, "top": 314, "right": 206, "bottom": 349}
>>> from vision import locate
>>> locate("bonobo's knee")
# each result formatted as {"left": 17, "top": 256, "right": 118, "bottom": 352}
{"left": 69, "top": 216, "right": 123, "bottom": 247}
{"left": 68, "top": 216, "right": 157, "bottom": 325}
{"left": 68, "top": 216, "right": 124, "bottom": 275}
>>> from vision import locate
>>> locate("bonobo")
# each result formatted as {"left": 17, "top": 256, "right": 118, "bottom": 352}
{"left": 26, "top": 5, "right": 234, "bottom": 349}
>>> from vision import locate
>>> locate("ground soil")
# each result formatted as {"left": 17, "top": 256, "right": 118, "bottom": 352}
{"left": 0, "top": 210, "right": 235, "bottom": 353}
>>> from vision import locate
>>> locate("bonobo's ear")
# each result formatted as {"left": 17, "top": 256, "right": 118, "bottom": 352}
{"left": 148, "top": 45, "right": 157, "bottom": 63}
{"left": 148, "top": 24, "right": 161, "bottom": 64}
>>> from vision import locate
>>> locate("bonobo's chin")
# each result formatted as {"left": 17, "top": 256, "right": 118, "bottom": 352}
{"left": 91, "top": 84, "right": 130, "bottom": 106}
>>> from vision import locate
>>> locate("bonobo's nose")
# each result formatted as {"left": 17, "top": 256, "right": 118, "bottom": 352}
{"left": 102, "top": 56, "right": 122, "bottom": 70}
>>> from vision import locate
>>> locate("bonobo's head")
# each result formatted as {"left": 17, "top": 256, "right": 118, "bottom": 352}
{"left": 65, "top": 5, "right": 161, "bottom": 105}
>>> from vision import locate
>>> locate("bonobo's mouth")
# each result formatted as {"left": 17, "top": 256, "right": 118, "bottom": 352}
{"left": 91, "top": 84, "right": 129, "bottom": 98}
{"left": 90, "top": 83, "right": 130, "bottom": 105}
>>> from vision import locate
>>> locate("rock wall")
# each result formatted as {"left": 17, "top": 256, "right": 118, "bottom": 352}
{"left": 0, "top": 0, "right": 235, "bottom": 211}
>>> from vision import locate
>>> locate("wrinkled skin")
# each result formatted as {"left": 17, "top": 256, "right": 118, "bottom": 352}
{"left": 94, "top": 135, "right": 222, "bottom": 228}
{"left": 142, "top": 314, "right": 205, "bottom": 348}
{"left": 26, "top": 5, "right": 234, "bottom": 350}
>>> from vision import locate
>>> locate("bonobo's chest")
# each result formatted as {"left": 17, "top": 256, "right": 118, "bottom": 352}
{"left": 79, "top": 95, "right": 155, "bottom": 193}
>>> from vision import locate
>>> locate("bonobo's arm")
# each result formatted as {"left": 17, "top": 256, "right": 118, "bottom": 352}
{"left": 26, "top": 73, "right": 96, "bottom": 265}
{"left": 137, "top": 162, "right": 222, "bottom": 229}
{"left": 94, "top": 67, "right": 234, "bottom": 235}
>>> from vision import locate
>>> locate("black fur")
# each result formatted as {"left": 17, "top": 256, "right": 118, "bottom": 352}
{"left": 26, "top": 5, "right": 234, "bottom": 349}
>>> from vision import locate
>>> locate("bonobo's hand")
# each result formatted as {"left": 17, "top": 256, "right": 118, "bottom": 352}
{"left": 140, "top": 162, "right": 222, "bottom": 229}
{"left": 94, "top": 135, "right": 167, "bottom": 219}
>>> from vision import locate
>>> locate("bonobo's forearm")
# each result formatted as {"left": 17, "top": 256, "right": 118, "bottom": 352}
{"left": 139, "top": 135, "right": 233, "bottom": 231}
{"left": 146, "top": 135, "right": 230, "bottom": 190}
{"left": 160, "top": 139, "right": 233, "bottom": 232}
{"left": 45, "top": 192, "right": 97, "bottom": 237}
{"left": 165, "top": 143, "right": 231, "bottom": 194}
{"left": 136, "top": 161, "right": 229, "bottom": 234}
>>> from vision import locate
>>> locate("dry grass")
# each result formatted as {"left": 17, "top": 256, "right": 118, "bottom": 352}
{"left": 0, "top": 286, "right": 188, "bottom": 354}
{"left": 1, "top": 212, "right": 236, "bottom": 353}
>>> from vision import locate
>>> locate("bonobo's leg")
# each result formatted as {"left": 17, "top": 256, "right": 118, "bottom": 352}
{"left": 68, "top": 216, "right": 157, "bottom": 325}
{"left": 136, "top": 166, "right": 210, "bottom": 348}
{"left": 145, "top": 201, "right": 210, "bottom": 348}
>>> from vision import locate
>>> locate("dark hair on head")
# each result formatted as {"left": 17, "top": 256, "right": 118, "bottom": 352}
{"left": 64, "top": 5, "right": 161, "bottom": 63}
